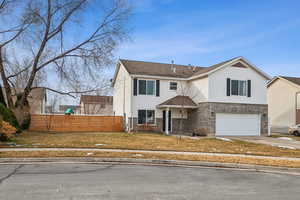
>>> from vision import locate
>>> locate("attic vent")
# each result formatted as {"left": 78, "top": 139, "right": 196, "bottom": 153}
{"left": 232, "top": 62, "right": 247, "bottom": 68}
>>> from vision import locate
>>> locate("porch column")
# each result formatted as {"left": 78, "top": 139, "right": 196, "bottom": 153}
{"left": 165, "top": 107, "right": 169, "bottom": 135}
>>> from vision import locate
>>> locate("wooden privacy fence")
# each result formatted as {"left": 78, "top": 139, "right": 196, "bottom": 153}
{"left": 29, "top": 115, "right": 123, "bottom": 132}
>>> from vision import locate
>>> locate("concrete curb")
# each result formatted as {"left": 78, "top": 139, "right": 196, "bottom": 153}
{"left": 0, "top": 157, "right": 300, "bottom": 176}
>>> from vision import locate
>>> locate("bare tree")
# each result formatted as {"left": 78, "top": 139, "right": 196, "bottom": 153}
{"left": 45, "top": 94, "right": 59, "bottom": 131}
{"left": 176, "top": 81, "right": 198, "bottom": 141}
{"left": 0, "top": 0, "right": 131, "bottom": 125}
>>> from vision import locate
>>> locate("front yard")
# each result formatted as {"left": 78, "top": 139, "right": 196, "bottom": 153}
{"left": 2, "top": 131, "right": 300, "bottom": 158}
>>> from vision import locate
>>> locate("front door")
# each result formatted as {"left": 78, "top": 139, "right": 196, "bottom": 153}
{"left": 162, "top": 110, "right": 166, "bottom": 132}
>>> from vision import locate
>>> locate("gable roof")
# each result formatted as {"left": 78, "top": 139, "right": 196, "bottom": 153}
{"left": 191, "top": 57, "right": 239, "bottom": 77}
{"left": 119, "top": 59, "right": 204, "bottom": 78}
{"left": 157, "top": 95, "right": 198, "bottom": 108}
{"left": 281, "top": 76, "right": 300, "bottom": 86}
{"left": 267, "top": 76, "right": 300, "bottom": 88}
{"left": 80, "top": 95, "right": 113, "bottom": 104}
{"left": 113, "top": 57, "right": 270, "bottom": 85}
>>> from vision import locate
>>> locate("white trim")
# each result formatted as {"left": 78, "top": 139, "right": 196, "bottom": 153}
{"left": 157, "top": 105, "right": 198, "bottom": 109}
{"left": 111, "top": 62, "right": 121, "bottom": 87}
{"left": 137, "top": 79, "right": 156, "bottom": 96}
{"left": 116, "top": 57, "right": 271, "bottom": 84}
{"left": 169, "top": 81, "right": 178, "bottom": 90}
{"left": 131, "top": 74, "right": 187, "bottom": 81}
{"left": 231, "top": 79, "right": 248, "bottom": 96}
{"left": 267, "top": 76, "right": 300, "bottom": 89}
{"left": 189, "top": 57, "right": 271, "bottom": 81}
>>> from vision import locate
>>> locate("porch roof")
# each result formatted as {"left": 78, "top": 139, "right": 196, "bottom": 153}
{"left": 157, "top": 95, "right": 198, "bottom": 109}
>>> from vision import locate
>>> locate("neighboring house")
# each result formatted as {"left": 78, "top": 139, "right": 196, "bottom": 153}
{"left": 112, "top": 57, "right": 270, "bottom": 136}
{"left": 80, "top": 95, "right": 113, "bottom": 115}
{"left": 267, "top": 76, "right": 300, "bottom": 133}
{"left": 27, "top": 88, "right": 47, "bottom": 114}
{"left": 59, "top": 105, "right": 81, "bottom": 114}
{"left": 2, "top": 87, "right": 47, "bottom": 114}
{"left": 45, "top": 105, "right": 53, "bottom": 113}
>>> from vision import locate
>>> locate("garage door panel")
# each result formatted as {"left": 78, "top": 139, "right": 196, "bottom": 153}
{"left": 216, "top": 113, "right": 260, "bottom": 136}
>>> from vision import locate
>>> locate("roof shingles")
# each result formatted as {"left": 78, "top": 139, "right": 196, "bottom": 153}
{"left": 119, "top": 57, "right": 238, "bottom": 79}
{"left": 281, "top": 76, "right": 300, "bottom": 86}
{"left": 158, "top": 96, "right": 197, "bottom": 107}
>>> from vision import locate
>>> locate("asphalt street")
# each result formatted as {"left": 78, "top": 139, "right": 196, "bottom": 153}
{"left": 0, "top": 163, "right": 299, "bottom": 200}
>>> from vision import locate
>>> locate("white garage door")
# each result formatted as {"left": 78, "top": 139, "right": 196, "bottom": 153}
{"left": 216, "top": 113, "right": 260, "bottom": 136}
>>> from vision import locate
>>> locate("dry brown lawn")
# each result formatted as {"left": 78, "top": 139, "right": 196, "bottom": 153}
{"left": 1, "top": 150, "right": 300, "bottom": 168}
{"left": 1, "top": 131, "right": 300, "bottom": 158}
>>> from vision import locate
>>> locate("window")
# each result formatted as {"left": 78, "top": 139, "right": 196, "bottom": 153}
{"left": 231, "top": 80, "right": 247, "bottom": 96}
{"left": 138, "top": 80, "right": 155, "bottom": 95}
{"left": 169, "top": 82, "right": 177, "bottom": 90}
{"left": 138, "top": 110, "right": 155, "bottom": 124}
{"left": 138, "top": 80, "right": 146, "bottom": 95}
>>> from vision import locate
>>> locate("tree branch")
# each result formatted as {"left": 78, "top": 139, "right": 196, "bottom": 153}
{"left": 31, "top": 87, "right": 103, "bottom": 98}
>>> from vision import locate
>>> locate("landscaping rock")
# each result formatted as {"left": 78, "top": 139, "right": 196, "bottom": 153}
{"left": 277, "top": 145, "right": 296, "bottom": 150}
{"left": 278, "top": 137, "right": 294, "bottom": 141}
{"left": 216, "top": 137, "right": 232, "bottom": 142}
{"left": 95, "top": 144, "right": 105, "bottom": 146}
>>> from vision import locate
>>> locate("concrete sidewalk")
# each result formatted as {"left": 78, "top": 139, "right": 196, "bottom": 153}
{"left": 230, "top": 136, "right": 300, "bottom": 150}
{"left": 1, "top": 147, "right": 300, "bottom": 161}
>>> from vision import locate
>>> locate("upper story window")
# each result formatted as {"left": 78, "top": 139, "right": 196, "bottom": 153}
{"left": 138, "top": 80, "right": 155, "bottom": 95}
{"left": 169, "top": 82, "right": 177, "bottom": 90}
{"left": 231, "top": 80, "right": 247, "bottom": 96}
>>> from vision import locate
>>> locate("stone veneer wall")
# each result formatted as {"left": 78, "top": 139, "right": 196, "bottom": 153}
{"left": 187, "top": 102, "right": 268, "bottom": 135}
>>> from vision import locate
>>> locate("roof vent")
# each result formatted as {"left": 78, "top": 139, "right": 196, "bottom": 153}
{"left": 171, "top": 60, "right": 176, "bottom": 73}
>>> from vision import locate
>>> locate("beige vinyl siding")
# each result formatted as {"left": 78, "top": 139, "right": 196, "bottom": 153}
{"left": 268, "top": 78, "right": 300, "bottom": 131}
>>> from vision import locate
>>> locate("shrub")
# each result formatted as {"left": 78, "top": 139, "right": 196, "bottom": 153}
{"left": 192, "top": 128, "right": 208, "bottom": 137}
{"left": 21, "top": 117, "right": 31, "bottom": 130}
{"left": 0, "top": 121, "right": 17, "bottom": 141}
{"left": 0, "top": 103, "right": 21, "bottom": 132}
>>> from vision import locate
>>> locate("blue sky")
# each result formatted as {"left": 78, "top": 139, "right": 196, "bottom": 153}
{"left": 116, "top": 0, "right": 300, "bottom": 77}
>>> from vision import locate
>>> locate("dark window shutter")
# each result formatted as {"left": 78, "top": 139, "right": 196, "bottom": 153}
{"left": 247, "top": 80, "right": 251, "bottom": 97}
{"left": 168, "top": 110, "right": 172, "bottom": 131}
{"left": 156, "top": 80, "right": 160, "bottom": 97}
{"left": 133, "top": 78, "right": 137, "bottom": 96}
{"left": 226, "top": 78, "right": 231, "bottom": 96}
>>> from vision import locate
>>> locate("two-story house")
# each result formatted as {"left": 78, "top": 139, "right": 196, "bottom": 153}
{"left": 112, "top": 57, "right": 270, "bottom": 136}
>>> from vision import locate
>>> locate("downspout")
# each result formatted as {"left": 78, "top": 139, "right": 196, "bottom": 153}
{"left": 295, "top": 91, "right": 300, "bottom": 125}
{"left": 123, "top": 76, "right": 126, "bottom": 130}
{"left": 130, "top": 77, "right": 133, "bottom": 132}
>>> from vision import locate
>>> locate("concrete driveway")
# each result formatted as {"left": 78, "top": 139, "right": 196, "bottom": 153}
{"left": 0, "top": 163, "right": 300, "bottom": 200}
{"left": 228, "top": 136, "right": 300, "bottom": 150}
